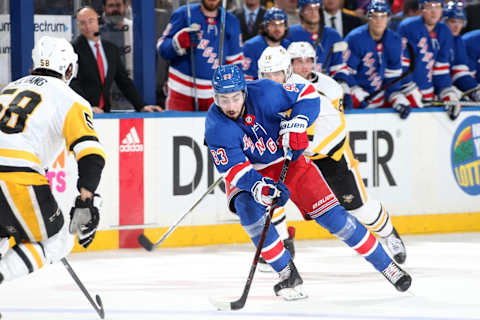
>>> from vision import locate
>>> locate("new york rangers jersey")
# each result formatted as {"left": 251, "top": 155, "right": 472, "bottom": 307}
{"left": 205, "top": 79, "right": 319, "bottom": 192}
{"left": 450, "top": 34, "right": 478, "bottom": 92}
{"left": 242, "top": 36, "right": 291, "bottom": 80}
{"left": 157, "top": 4, "right": 243, "bottom": 99}
{"left": 462, "top": 30, "right": 480, "bottom": 83}
{"left": 286, "top": 24, "right": 353, "bottom": 85}
{"left": 345, "top": 25, "right": 403, "bottom": 108}
{"left": 397, "top": 16, "right": 454, "bottom": 99}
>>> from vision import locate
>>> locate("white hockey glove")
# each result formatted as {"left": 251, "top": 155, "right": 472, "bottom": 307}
{"left": 69, "top": 195, "right": 101, "bottom": 248}
{"left": 389, "top": 92, "right": 411, "bottom": 119}
{"left": 401, "top": 81, "right": 424, "bottom": 108}
{"left": 440, "top": 87, "right": 462, "bottom": 120}
{"left": 251, "top": 178, "right": 290, "bottom": 207}
{"left": 279, "top": 116, "right": 309, "bottom": 161}
{"left": 351, "top": 86, "right": 370, "bottom": 109}
{"left": 172, "top": 24, "right": 201, "bottom": 56}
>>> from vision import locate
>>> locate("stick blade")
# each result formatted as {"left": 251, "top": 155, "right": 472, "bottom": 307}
{"left": 209, "top": 297, "right": 233, "bottom": 311}
{"left": 209, "top": 297, "right": 246, "bottom": 311}
{"left": 138, "top": 234, "right": 155, "bottom": 251}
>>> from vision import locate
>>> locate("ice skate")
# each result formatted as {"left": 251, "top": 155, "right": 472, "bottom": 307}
{"left": 274, "top": 260, "right": 308, "bottom": 301}
{"left": 385, "top": 228, "right": 406, "bottom": 264}
{"left": 382, "top": 261, "right": 412, "bottom": 292}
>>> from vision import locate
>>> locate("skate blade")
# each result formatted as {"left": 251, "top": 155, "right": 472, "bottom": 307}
{"left": 277, "top": 286, "right": 308, "bottom": 301}
{"left": 258, "top": 263, "right": 274, "bottom": 273}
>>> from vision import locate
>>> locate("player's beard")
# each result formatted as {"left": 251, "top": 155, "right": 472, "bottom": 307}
{"left": 265, "top": 31, "right": 286, "bottom": 43}
{"left": 202, "top": 0, "right": 220, "bottom": 12}
{"left": 223, "top": 104, "right": 245, "bottom": 120}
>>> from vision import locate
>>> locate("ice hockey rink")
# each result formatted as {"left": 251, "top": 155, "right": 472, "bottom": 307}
{"left": 1, "top": 233, "right": 479, "bottom": 320}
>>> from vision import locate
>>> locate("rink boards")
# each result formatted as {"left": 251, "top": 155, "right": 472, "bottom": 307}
{"left": 46, "top": 108, "right": 480, "bottom": 251}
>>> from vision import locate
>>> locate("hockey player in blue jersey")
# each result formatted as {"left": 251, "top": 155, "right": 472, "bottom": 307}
{"left": 205, "top": 64, "right": 412, "bottom": 299}
{"left": 242, "top": 7, "right": 291, "bottom": 81}
{"left": 157, "top": 0, "right": 243, "bottom": 111}
{"left": 443, "top": 1, "right": 480, "bottom": 101}
{"left": 345, "top": 0, "right": 416, "bottom": 118}
{"left": 397, "top": 0, "right": 462, "bottom": 120}
{"left": 462, "top": 30, "right": 480, "bottom": 85}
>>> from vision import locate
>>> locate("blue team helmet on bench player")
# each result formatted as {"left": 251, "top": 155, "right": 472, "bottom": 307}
{"left": 298, "top": 0, "right": 322, "bottom": 9}
{"left": 418, "top": 0, "right": 443, "bottom": 8}
{"left": 212, "top": 65, "right": 246, "bottom": 95}
{"left": 263, "top": 7, "right": 288, "bottom": 27}
{"left": 366, "top": 0, "right": 391, "bottom": 17}
{"left": 443, "top": 1, "right": 466, "bottom": 20}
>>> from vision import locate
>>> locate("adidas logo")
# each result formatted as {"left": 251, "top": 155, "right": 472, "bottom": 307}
{"left": 120, "top": 127, "right": 143, "bottom": 153}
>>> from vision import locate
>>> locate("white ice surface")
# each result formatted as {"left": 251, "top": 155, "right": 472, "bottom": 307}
{"left": 1, "top": 233, "right": 479, "bottom": 320}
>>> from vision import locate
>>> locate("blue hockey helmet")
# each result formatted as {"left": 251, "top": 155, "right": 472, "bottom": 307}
{"left": 212, "top": 65, "right": 246, "bottom": 95}
{"left": 263, "top": 7, "right": 288, "bottom": 26}
{"left": 417, "top": 0, "right": 443, "bottom": 8}
{"left": 443, "top": 1, "right": 466, "bottom": 20}
{"left": 298, "top": 0, "right": 322, "bottom": 9}
{"left": 366, "top": 0, "right": 392, "bottom": 17}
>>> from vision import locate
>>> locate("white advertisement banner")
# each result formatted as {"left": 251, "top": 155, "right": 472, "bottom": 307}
{"left": 51, "top": 110, "right": 480, "bottom": 231}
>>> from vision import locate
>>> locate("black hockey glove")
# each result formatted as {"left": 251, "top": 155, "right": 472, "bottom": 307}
{"left": 69, "top": 195, "right": 101, "bottom": 248}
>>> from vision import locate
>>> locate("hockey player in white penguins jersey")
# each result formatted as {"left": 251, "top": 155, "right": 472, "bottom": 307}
{"left": 258, "top": 44, "right": 407, "bottom": 265}
{"left": 0, "top": 36, "right": 105, "bottom": 283}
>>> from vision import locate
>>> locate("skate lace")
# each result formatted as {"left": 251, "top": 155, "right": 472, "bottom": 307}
{"left": 382, "top": 262, "right": 403, "bottom": 283}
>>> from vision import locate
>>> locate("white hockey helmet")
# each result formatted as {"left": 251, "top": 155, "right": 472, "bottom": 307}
{"left": 32, "top": 36, "right": 78, "bottom": 84}
{"left": 257, "top": 46, "right": 291, "bottom": 79}
{"left": 287, "top": 41, "right": 316, "bottom": 60}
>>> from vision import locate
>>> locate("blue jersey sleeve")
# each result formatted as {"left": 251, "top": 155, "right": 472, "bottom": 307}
{"left": 451, "top": 36, "right": 478, "bottom": 92}
{"left": 279, "top": 82, "right": 320, "bottom": 125}
{"left": 344, "top": 32, "right": 362, "bottom": 88}
{"left": 384, "top": 30, "right": 403, "bottom": 99}
{"left": 225, "top": 13, "right": 243, "bottom": 65}
{"left": 433, "top": 23, "right": 454, "bottom": 94}
{"left": 242, "top": 38, "right": 261, "bottom": 80}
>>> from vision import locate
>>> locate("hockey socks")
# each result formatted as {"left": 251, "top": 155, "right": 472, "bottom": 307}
{"left": 235, "top": 193, "right": 291, "bottom": 272}
{"left": 0, "top": 242, "right": 46, "bottom": 282}
{"left": 314, "top": 206, "right": 391, "bottom": 272}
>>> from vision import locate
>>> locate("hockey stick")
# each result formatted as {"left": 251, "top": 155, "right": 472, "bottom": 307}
{"left": 422, "top": 100, "right": 480, "bottom": 107}
{"left": 460, "top": 85, "right": 480, "bottom": 99}
{"left": 321, "top": 41, "right": 348, "bottom": 74}
{"left": 210, "top": 151, "right": 293, "bottom": 311}
{"left": 218, "top": 0, "right": 227, "bottom": 64}
{"left": 186, "top": 0, "right": 199, "bottom": 111}
{"left": 364, "top": 41, "right": 416, "bottom": 104}
{"left": 61, "top": 258, "right": 105, "bottom": 319}
{"left": 138, "top": 176, "right": 224, "bottom": 251}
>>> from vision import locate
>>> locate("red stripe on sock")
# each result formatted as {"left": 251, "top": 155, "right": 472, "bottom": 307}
{"left": 355, "top": 232, "right": 377, "bottom": 255}
{"left": 261, "top": 239, "right": 284, "bottom": 262}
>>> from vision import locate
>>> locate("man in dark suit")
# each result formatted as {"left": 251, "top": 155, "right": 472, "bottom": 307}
{"left": 232, "top": 0, "right": 266, "bottom": 42}
{"left": 322, "top": 0, "right": 365, "bottom": 38}
{"left": 71, "top": 6, "right": 162, "bottom": 113}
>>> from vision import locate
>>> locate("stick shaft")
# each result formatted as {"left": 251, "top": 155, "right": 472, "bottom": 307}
{"left": 61, "top": 258, "right": 105, "bottom": 319}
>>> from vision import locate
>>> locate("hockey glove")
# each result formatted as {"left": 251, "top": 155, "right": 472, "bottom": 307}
{"left": 172, "top": 24, "right": 201, "bottom": 56}
{"left": 389, "top": 92, "right": 411, "bottom": 119}
{"left": 251, "top": 178, "right": 290, "bottom": 207}
{"left": 440, "top": 87, "right": 462, "bottom": 120}
{"left": 279, "top": 116, "right": 309, "bottom": 161}
{"left": 401, "top": 81, "right": 424, "bottom": 108}
{"left": 69, "top": 195, "right": 101, "bottom": 248}
{"left": 351, "top": 86, "right": 369, "bottom": 109}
